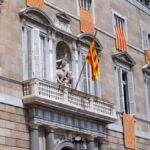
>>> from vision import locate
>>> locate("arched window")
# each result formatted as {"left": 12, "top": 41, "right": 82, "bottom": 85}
{"left": 78, "top": 33, "right": 102, "bottom": 97}
{"left": 20, "top": 8, "right": 54, "bottom": 81}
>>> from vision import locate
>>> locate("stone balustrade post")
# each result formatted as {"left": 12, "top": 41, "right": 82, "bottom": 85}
{"left": 31, "top": 78, "right": 39, "bottom": 96}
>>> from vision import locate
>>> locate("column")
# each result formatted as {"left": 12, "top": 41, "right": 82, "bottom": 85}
{"left": 30, "top": 124, "right": 39, "bottom": 150}
{"left": 88, "top": 137, "right": 95, "bottom": 150}
{"left": 46, "top": 129, "right": 55, "bottom": 150}
{"left": 99, "top": 138, "right": 107, "bottom": 150}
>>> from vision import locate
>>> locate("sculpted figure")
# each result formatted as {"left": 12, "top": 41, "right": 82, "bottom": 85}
{"left": 56, "top": 54, "right": 72, "bottom": 85}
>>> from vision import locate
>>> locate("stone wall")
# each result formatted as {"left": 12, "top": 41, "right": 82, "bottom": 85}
{"left": 0, "top": 103, "right": 29, "bottom": 150}
{"left": 107, "top": 130, "right": 150, "bottom": 150}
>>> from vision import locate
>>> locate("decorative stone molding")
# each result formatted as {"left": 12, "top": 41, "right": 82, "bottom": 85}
{"left": 78, "top": 33, "right": 103, "bottom": 52}
{"left": 127, "top": 0, "right": 150, "bottom": 16}
{"left": 142, "top": 64, "right": 150, "bottom": 75}
{"left": 56, "top": 12, "right": 71, "bottom": 24}
{"left": 55, "top": 139, "right": 74, "bottom": 150}
{"left": 55, "top": 12, "right": 72, "bottom": 33}
{"left": 19, "top": 7, "right": 54, "bottom": 28}
{"left": 112, "top": 52, "right": 136, "bottom": 67}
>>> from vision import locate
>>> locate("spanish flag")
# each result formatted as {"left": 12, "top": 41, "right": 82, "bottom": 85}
{"left": 115, "top": 26, "right": 127, "bottom": 51}
{"left": 85, "top": 39, "right": 99, "bottom": 82}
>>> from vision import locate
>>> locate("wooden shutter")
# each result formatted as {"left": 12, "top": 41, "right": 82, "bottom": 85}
{"left": 146, "top": 79, "right": 150, "bottom": 113}
{"left": 32, "top": 28, "right": 41, "bottom": 78}
{"left": 127, "top": 71, "right": 136, "bottom": 114}
{"left": 22, "top": 27, "right": 33, "bottom": 80}
{"left": 115, "top": 67, "right": 122, "bottom": 112}
{"left": 27, "top": 0, "right": 44, "bottom": 9}
{"left": 141, "top": 29, "right": 148, "bottom": 50}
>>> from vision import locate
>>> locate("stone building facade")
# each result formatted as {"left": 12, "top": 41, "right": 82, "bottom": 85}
{"left": 0, "top": 0, "right": 150, "bottom": 150}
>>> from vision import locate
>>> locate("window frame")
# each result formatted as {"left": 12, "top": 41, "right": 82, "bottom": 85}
{"left": 115, "top": 64, "right": 136, "bottom": 114}
{"left": 22, "top": 23, "right": 49, "bottom": 81}
{"left": 144, "top": 76, "right": 150, "bottom": 119}
{"left": 77, "top": 0, "right": 96, "bottom": 24}
{"left": 79, "top": 47, "right": 101, "bottom": 97}
{"left": 140, "top": 27, "right": 150, "bottom": 51}
{"left": 112, "top": 10, "right": 128, "bottom": 40}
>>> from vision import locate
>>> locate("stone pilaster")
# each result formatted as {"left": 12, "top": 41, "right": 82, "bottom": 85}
{"left": 99, "top": 138, "right": 107, "bottom": 150}
{"left": 46, "top": 129, "right": 55, "bottom": 150}
{"left": 30, "top": 124, "right": 39, "bottom": 150}
{"left": 88, "top": 137, "right": 95, "bottom": 150}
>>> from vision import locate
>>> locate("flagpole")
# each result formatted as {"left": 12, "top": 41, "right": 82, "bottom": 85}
{"left": 75, "top": 30, "right": 98, "bottom": 90}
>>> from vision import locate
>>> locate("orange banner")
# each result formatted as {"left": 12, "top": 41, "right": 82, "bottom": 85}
{"left": 80, "top": 7, "right": 94, "bottom": 35}
{"left": 123, "top": 113, "right": 136, "bottom": 149}
{"left": 146, "top": 47, "right": 150, "bottom": 64}
{"left": 115, "top": 26, "right": 127, "bottom": 51}
{"left": 27, "top": 0, "right": 44, "bottom": 9}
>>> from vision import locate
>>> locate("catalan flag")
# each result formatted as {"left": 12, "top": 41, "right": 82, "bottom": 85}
{"left": 85, "top": 39, "right": 99, "bottom": 82}
{"left": 115, "top": 26, "right": 127, "bottom": 51}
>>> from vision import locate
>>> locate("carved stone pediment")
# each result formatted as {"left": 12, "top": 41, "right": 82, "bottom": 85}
{"left": 112, "top": 52, "right": 136, "bottom": 67}
{"left": 56, "top": 12, "right": 71, "bottom": 24}
{"left": 78, "top": 33, "right": 103, "bottom": 52}
{"left": 142, "top": 64, "right": 150, "bottom": 75}
{"left": 19, "top": 7, "right": 54, "bottom": 27}
{"left": 55, "top": 12, "right": 72, "bottom": 33}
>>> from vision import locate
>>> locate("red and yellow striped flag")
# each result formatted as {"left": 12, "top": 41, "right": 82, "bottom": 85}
{"left": 85, "top": 39, "right": 99, "bottom": 82}
{"left": 115, "top": 26, "right": 127, "bottom": 51}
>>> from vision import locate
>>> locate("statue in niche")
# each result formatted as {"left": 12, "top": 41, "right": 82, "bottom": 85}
{"left": 56, "top": 54, "right": 72, "bottom": 86}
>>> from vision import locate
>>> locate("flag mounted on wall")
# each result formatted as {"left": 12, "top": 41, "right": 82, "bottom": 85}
{"left": 85, "top": 39, "right": 99, "bottom": 82}
{"left": 27, "top": 0, "right": 44, "bottom": 9}
{"left": 115, "top": 26, "right": 127, "bottom": 51}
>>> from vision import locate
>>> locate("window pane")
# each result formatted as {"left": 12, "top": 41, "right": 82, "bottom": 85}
{"left": 27, "top": 29, "right": 32, "bottom": 79}
{"left": 40, "top": 35, "right": 47, "bottom": 79}
{"left": 79, "top": 0, "right": 91, "bottom": 10}
{"left": 122, "top": 71, "right": 130, "bottom": 114}
{"left": 114, "top": 14, "right": 125, "bottom": 30}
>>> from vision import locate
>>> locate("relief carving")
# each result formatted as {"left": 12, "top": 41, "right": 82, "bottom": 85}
{"left": 56, "top": 54, "right": 72, "bottom": 86}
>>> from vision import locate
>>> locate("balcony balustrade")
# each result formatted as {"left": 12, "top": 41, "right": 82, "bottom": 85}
{"left": 22, "top": 78, "right": 117, "bottom": 122}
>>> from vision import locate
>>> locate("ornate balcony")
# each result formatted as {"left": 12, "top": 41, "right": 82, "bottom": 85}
{"left": 22, "top": 78, "right": 117, "bottom": 123}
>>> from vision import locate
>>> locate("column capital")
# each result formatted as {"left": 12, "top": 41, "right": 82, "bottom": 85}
{"left": 87, "top": 136, "right": 94, "bottom": 142}
{"left": 46, "top": 127, "right": 55, "bottom": 133}
{"left": 98, "top": 137, "right": 107, "bottom": 144}
{"left": 29, "top": 122, "right": 39, "bottom": 130}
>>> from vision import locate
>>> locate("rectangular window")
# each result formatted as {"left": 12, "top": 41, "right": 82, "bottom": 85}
{"left": 121, "top": 71, "right": 130, "bottom": 114}
{"left": 79, "top": 0, "right": 92, "bottom": 11}
{"left": 112, "top": 10, "right": 127, "bottom": 37}
{"left": 136, "top": 0, "right": 150, "bottom": 8}
{"left": 116, "top": 67, "right": 135, "bottom": 114}
{"left": 22, "top": 26, "right": 49, "bottom": 80}
{"left": 141, "top": 30, "right": 150, "bottom": 50}
{"left": 80, "top": 52, "right": 101, "bottom": 97}
{"left": 145, "top": 78, "right": 150, "bottom": 114}
{"left": 114, "top": 14, "right": 125, "bottom": 30}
